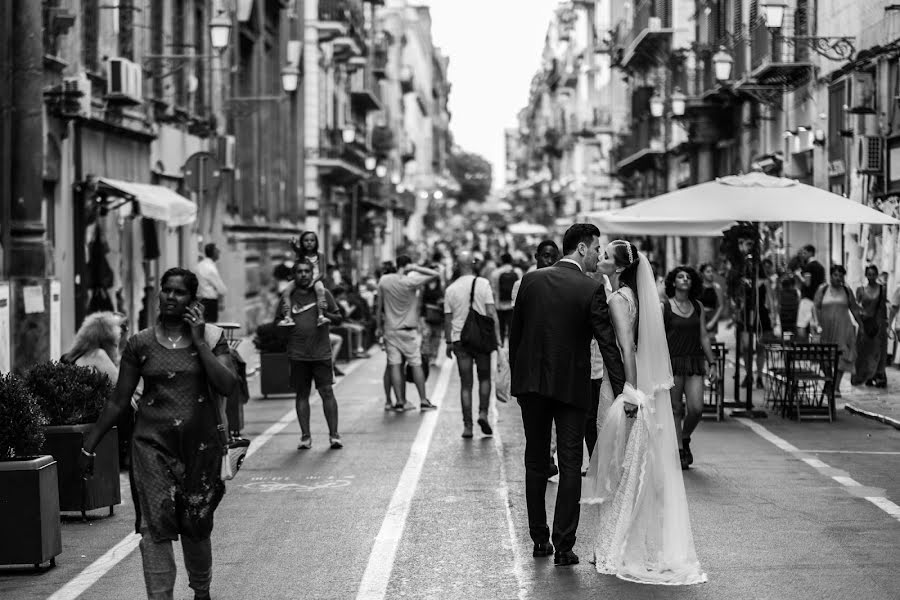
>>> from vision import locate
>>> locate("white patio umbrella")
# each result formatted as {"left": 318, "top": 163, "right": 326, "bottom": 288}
{"left": 587, "top": 172, "right": 898, "bottom": 235}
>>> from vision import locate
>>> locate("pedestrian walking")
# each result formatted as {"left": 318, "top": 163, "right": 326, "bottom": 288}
{"left": 195, "top": 243, "right": 226, "bottom": 323}
{"left": 698, "top": 263, "right": 724, "bottom": 337}
{"left": 444, "top": 250, "right": 502, "bottom": 438}
{"left": 79, "top": 268, "right": 238, "bottom": 600}
{"left": 274, "top": 261, "right": 345, "bottom": 449}
{"left": 795, "top": 244, "right": 825, "bottom": 340}
{"left": 852, "top": 265, "right": 888, "bottom": 387}
{"left": 420, "top": 267, "right": 445, "bottom": 367}
{"left": 490, "top": 253, "right": 522, "bottom": 344}
{"left": 509, "top": 223, "right": 626, "bottom": 567}
{"left": 814, "top": 264, "right": 862, "bottom": 398}
{"left": 662, "top": 266, "right": 718, "bottom": 470}
{"left": 376, "top": 256, "right": 441, "bottom": 412}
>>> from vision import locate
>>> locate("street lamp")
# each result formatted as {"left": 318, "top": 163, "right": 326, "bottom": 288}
{"left": 375, "top": 164, "right": 388, "bottom": 178}
{"left": 670, "top": 88, "right": 686, "bottom": 117}
{"left": 713, "top": 47, "right": 734, "bottom": 81}
{"left": 280, "top": 64, "right": 300, "bottom": 94}
{"left": 342, "top": 127, "right": 356, "bottom": 144}
{"left": 649, "top": 91, "right": 664, "bottom": 118}
{"left": 390, "top": 172, "right": 401, "bottom": 185}
{"left": 209, "top": 11, "right": 232, "bottom": 51}
{"left": 365, "top": 156, "right": 377, "bottom": 171}
{"left": 760, "top": 0, "right": 786, "bottom": 29}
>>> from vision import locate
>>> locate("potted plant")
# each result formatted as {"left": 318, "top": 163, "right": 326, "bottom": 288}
{"left": 0, "top": 373, "right": 62, "bottom": 568}
{"left": 24, "top": 361, "right": 120, "bottom": 519}
{"left": 254, "top": 322, "right": 293, "bottom": 398}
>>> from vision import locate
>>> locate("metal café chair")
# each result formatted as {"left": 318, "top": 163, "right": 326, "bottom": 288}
{"left": 784, "top": 342, "right": 840, "bottom": 422}
{"left": 703, "top": 342, "right": 728, "bottom": 421}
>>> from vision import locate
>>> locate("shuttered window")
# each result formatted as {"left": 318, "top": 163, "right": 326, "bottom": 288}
{"left": 151, "top": 1, "right": 164, "bottom": 99}
{"left": 828, "top": 79, "right": 846, "bottom": 162}
{"left": 82, "top": 0, "right": 99, "bottom": 72}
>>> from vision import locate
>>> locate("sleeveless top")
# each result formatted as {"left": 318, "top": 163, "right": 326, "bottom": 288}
{"left": 663, "top": 299, "right": 706, "bottom": 376}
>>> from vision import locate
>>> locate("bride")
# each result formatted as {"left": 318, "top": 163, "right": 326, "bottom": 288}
{"left": 581, "top": 239, "right": 707, "bottom": 585}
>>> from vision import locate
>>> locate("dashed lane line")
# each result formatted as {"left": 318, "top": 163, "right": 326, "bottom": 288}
{"left": 735, "top": 417, "right": 900, "bottom": 524}
{"left": 46, "top": 359, "right": 364, "bottom": 600}
{"left": 354, "top": 357, "right": 454, "bottom": 600}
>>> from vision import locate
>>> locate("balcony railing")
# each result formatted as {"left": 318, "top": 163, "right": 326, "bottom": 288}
{"left": 615, "top": 118, "right": 664, "bottom": 173}
{"left": 318, "top": 0, "right": 367, "bottom": 54}
{"left": 311, "top": 127, "right": 368, "bottom": 177}
{"left": 749, "top": 15, "right": 810, "bottom": 88}
{"left": 619, "top": 0, "right": 673, "bottom": 71}
{"left": 351, "top": 65, "right": 382, "bottom": 113}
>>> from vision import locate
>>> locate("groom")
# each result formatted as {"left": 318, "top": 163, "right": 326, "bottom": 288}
{"left": 509, "top": 223, "right": 626, "bottom": 566}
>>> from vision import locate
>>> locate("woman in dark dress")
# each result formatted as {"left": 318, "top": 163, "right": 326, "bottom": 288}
{"left": 852, "top": 264, "right": 888, "bottom": 387}
{"left": 698, "top": 263, "right": 724, "bottom": 337}
{"left": 663, "top": 266, "right": 719, "bottom": 470}
{"left": 80, "top": 268, "right": 237, "bottom": 600}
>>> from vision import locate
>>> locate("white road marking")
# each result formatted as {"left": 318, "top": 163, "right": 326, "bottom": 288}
{"left": 46, "top": 358, "right": 364, "bottom": 600}
{"left": 735, "top": 418, "right": 900, "bottom": 523}
{"left": 355, "top": 357, "right": 453, "bottom": 600}
{"left": 798, "top": 450, "right": 900, "bottom": 455}
{"left": 489, "top": 389, "right": 529, "bottom": 600}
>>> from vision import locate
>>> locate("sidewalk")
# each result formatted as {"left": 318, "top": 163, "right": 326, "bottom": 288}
{"left": 715, "top": 321, "right": 900, "bottom": 428}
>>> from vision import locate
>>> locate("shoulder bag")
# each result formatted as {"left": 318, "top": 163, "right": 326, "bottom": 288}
{"left": 204, "top": 326, "right": 250, "bottom": 481}
{"left": 460, "top": 277, "right": 498, "bottom": 354}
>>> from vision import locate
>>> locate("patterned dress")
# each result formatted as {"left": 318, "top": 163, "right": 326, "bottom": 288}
{"left": 122, "top": 329, "right": 228, "bottom": 542}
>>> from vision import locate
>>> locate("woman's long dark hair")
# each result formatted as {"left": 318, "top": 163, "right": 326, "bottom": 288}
{"left": 664, "top": 266, "right": 703, "bottom": 300}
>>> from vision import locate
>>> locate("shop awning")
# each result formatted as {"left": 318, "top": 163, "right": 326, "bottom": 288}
{"left": 97, "top": 178, "right": 197, "bottom": 227}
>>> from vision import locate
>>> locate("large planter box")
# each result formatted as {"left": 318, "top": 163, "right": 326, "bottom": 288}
{"left": 260, "top": 352, "right": 294, "bottom": 398}
{"left": 41, "top": 424, "right": 120, "bottom": 518}
{"left": 0, "top": 455, "right": 62, "bottom": 568}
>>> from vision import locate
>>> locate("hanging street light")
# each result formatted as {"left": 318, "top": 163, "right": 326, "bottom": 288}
{"left": 365, "top": 156, "right": 377, "bottom": 171}
{"left": 760, "top": 1, "right": 786, "bottom": 29}
{"left": 713, "top": 47, "right": 734, "bottom": 81}
{"left": 209, "top": 11, "right": 232, "bottom": 52}
{"left": 670, "top": 88, "right": 686, "bottom": 117}
{"left": 649, "top": 91, "right": 665, "bottom": 118}
{"left": 375, "top": 164, "right": 388, "bottom": 178}
{"left": 280, "top": 64, "right": 300, "bottom": 93}
{"left": 342, "top": 128, "right": 356, "bottom": 144}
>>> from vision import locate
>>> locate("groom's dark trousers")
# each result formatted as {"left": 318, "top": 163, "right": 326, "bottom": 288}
{"left": 509, "top": 260, "right": 626, "bottom": 554}
{"left": 519, "top": 394, "right": 587, "bottom": 551}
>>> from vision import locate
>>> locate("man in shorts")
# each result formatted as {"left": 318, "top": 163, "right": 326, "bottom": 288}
{"left": 275, "top": 261, "right": 345, "bottom": 449}
{"left": 796, "top": 244, "right": 824, "bottom": 339}
{"left": 376, "top": 255, "right": 441, "bottom": 412}
{"left": 444, "top": 250, "right": 503, "bottom": 438}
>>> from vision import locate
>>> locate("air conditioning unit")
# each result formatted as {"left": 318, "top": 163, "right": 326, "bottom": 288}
{"left": 62, "top": 71, "right": 92, "bottom": 116}
{"left": 106, "top": 58, "right": 142, "bottom": 104}
{"left": 858, "top": 136, "right": 884, "bottom": 174}
{"left": 217, "top": 135, "right": 236, "bottom": 170}
{"left": 848, "top": 71, "right": 876, "bottom": 114}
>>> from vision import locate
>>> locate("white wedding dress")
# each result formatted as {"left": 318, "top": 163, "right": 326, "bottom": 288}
{"left": 581, "top": 254, "right": 707, "bottom": 585}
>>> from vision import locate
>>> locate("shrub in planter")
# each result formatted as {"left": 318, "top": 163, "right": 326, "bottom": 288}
{"left": 0, "top": 373, "right": 62, "bottom": 567}
{"left": 24, "top": 362, "right": 121, "bottom": 517}
{"left": 254, "top": 323, "right": 293, "bottom": 398}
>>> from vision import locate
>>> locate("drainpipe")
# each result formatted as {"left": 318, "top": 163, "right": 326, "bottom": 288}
{"left": 9, "top": 0, "right": 48, "bottom": 277}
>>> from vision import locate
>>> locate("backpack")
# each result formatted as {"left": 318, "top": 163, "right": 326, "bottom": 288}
{"left": 497, "top": 270, "right": 519, "bottom": 302}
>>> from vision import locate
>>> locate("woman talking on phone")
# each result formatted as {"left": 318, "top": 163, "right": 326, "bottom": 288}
{"left": 79, "top": 268, "right": 237, "bottom": 600}
{"left": 663, "top": 266, "right": 719, "bottom": 470}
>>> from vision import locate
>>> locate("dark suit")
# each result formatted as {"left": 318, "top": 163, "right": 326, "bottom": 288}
{"left": 509, "top": 260, "right": 626, "bottom": 552}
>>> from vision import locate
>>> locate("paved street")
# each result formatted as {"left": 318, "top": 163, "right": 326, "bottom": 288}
{"left": 3, "top": 348, "right": 900, "bottom": 600}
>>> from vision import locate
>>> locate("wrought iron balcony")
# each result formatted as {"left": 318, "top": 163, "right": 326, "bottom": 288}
{"left": 318, "top": 0, "right": 367, "bottom": 55}
{"left": 749, "top": 16, "right": 811, "bottom": 89}
{"left": 350, "top": 64, "right": 382, "bottom": 113}
{"left": 618, "top": 0, "right": 673, "bottom": 71}
{"left": 575, "top": 109, "right": 613, "bottom": 139}
{"left": 614, "top": 119, "right": 665, "bottom": 174}
{"left": 308, "top": 127, "right": 369, "bottom": 182}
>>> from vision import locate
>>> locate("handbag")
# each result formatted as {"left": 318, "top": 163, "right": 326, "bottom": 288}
{"left": 204, "top": 327, "right": 250, "bottom": 481}
{"left": 460, "top": 277, "right": 497, "bottom": 354}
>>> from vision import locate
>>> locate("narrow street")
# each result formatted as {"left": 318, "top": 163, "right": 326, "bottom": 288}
{"left": 3, "top": 349, "right": 900, "bottom": 600}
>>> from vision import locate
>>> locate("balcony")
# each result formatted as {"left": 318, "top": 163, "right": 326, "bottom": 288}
{"left": 318, "top": 0, "right": 367, "bottom": 56}
{"left": 372, "top": 40, "right": 388, "bottom": 80}
{"left": 350, "top": 65, "right": 382, "bottom": 113}
{"left": 749, "top": 18, "right": 811, "bottom": 89}
{"left": 615, "top": 119, "right": 664, "bottom": 174}
{"left": 575, "top": 109, "right": 613, "bottom": 139}
{"left": 619, "top": 0, "right": 673, "bottom": 71}
{"left": 308, "top": 127, "right": 368, "bottom": 183}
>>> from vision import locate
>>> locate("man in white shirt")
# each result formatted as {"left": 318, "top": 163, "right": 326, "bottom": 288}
{"left": 444, "top": 250, "right": 502, "bottom": 439}
{"left": 196, "top": 243, "right": 227, "bottom": 323}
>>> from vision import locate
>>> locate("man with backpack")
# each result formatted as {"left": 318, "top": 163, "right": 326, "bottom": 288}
{"left": 490, "top": 253, "right": 522, "bottom": 345}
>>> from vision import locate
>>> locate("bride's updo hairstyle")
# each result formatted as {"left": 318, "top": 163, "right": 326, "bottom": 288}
{"left": 608, "top": 239, "right": 641, "bottom": 340}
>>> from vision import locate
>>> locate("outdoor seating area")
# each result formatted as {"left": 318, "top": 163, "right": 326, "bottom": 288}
{"left": 763, "top": 341, "right": 840, "bottom": 422}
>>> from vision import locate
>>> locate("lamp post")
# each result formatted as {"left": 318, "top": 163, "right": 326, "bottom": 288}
{"left": 670, "top": 88, "right": 686, "bottom": 117}
{"left": 649, "top": 91, "right": 665, "bottom": 118}
{"left": 209, "top": 11, "right": 233, "bottom": 52}
{"left": 760, "top": 0, "right": 786, "bottom": 29}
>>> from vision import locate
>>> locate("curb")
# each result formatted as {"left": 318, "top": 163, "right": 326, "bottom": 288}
{"left": 844, "top": 403, "right": 900, "bottom": 430}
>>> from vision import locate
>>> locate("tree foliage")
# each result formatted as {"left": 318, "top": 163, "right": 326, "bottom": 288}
{"left": 448, "top": 149, "right": 492, "bottom": 203}
{"left": 0, "top": 373, "right": 47, "bottom": 459}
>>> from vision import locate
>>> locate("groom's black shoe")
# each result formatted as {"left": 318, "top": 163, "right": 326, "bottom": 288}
{"left": 554, "top": 550, "right": 579, "bottom": 567}
{"left": 532, "top": 542, "right": 555, "bottom": 557}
